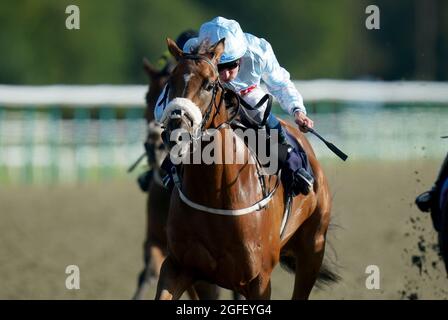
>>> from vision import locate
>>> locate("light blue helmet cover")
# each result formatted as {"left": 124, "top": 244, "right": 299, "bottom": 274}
{"left": 182, "top": 37, "right": 199, "bottom": 53}
{"left": 183, "top": 17, "right": 247, "bottom": 64}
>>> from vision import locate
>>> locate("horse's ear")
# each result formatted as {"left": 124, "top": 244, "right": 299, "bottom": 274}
{"left": 142, "top": 57, "right": 158, "bottom": 79}
{"left": 167, "top": 38, "right": 183, "bottom": 61}
{"left": 209, "top": 38, "right": 225, "bottom": 64}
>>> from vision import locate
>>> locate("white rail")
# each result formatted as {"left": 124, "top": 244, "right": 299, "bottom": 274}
{"left": 1, "top": 80, "right": 448, "bottom": 106}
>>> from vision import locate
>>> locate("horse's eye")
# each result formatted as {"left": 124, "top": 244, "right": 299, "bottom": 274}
{"left": 203, "top": 81, "right": 214, "bottom": 92}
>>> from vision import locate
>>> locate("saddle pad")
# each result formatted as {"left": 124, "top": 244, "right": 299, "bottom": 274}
{"left": 283, "top": 126, "right": 315, "bottom": 178}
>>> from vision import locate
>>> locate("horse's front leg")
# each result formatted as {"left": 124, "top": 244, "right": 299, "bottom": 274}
{"left": 132, "top": 239, "right": 153, "bottom": 300}
{"left": 133, "top": 242, "right": 165, "bottom": 300}
{"left": 155, "top": 255, "right": 194, "bottom": 300}
{"left": 245, "top": 274, "right": 272, "bottom": 300}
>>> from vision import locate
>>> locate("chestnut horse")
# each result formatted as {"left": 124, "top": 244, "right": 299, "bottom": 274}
{"left": 132, "top": 58, "right": 219, "bottom": 299}
{"left": 155, "top": 38, "right": 337, "bottom": 300}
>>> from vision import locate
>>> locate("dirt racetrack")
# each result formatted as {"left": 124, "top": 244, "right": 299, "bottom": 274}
{"left": 1, "top": 159, "right": 447, "bottom": 299}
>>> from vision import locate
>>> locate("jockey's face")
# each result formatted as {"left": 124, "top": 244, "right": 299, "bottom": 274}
{"left": 218, "top": 59, "right": 240, "bottom": 83}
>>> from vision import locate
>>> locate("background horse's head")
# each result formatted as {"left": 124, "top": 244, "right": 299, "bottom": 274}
{"left": 143, "top": 57, "right": 174, "bottom": 123}
{"left": 141, "top": 58, "right": 173, "bottom": 172}
{"left": 160, "top": 38, "right": 227, "bottom": 151}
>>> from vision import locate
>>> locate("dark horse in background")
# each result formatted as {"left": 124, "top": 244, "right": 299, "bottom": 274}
{"left": 155, "top": 38, "right": 339, "bottom": 300}
{"left": 132, "top": 52, "right": 220, "bottom": 299}
{"left": 416, "top": 150, "right": 448, "bottom": 275}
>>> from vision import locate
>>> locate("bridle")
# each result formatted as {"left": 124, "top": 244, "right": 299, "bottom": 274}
{"left": 181, "top": 53, "right": 226, "bottom": 133}
{"left": 162, "top": 53, "right": 239, "bottom": 149}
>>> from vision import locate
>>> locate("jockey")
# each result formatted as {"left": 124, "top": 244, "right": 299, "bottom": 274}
{"left": 416, "top": 152, "right": 448, "bottom": 231}
{"left": 155, "top": 17, "right": 314, "bottom": 196}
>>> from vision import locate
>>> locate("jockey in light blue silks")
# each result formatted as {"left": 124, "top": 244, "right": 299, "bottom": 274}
{"left": 155, "top": 16, "right": 315, "bottom": 196}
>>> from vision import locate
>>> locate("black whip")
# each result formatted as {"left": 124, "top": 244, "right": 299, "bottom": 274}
{"left": 305, "top": 127, "right": 348, "bottom": 161}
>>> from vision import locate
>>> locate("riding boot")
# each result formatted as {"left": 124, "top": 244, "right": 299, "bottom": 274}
{"left": 265, "top": 114, "right": 314, "bottom": 196}
{"left": 415, "top": 189, "right": 434, "bottom": 212}
{"left": 282, "top": 143, "right": 314, "bottom": 196}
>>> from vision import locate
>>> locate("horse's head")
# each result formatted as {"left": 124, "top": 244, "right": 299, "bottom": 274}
{"left": 160, "top": 38, "right": 234, "bottom": 154}
{"left": 143, "top": 57, "right": 174, "bottom": 123}
{"left": 142, "top": 58, "right": 174, "bottom": 171}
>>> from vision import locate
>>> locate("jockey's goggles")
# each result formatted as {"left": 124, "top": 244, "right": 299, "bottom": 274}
{"left": 217, "top": 59, "right": 240, "bottom": 72}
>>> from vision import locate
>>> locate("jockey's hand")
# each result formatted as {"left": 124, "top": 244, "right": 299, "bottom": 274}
{"left": 294, "top": 111, "right": 314, "bottom": 133}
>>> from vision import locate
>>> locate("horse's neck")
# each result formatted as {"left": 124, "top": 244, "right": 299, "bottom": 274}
{"left": 182, "top": 128, "right": 262, "bottom": 207}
